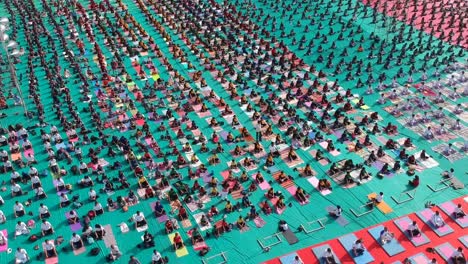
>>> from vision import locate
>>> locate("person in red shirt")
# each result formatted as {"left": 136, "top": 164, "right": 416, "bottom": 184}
{"left": 178, "top": 207, "right": 188, "bottom": 220}
{"left": 173, "top": 233, "right": 184, "bottom": 250}
{"left": 409, "top": 175, "right": 420, "bottom": 187}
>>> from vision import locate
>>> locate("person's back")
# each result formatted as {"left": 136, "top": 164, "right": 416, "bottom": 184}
{"left": 129, "top": 256, "right": 141, "bottom": 264}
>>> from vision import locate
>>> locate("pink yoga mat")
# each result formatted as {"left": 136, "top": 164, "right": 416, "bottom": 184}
{"left": 440, "top": 202, "right": 468, "bottom": 226}
{"left": 254, "top": 217, "right": 266, "bottom": 228}
{"left": 0, "top": 230, "right": 8, "bottom": 252}
{"left": 419, "top": 209, "right": 452, "bottom": 233}
{"left": 45, "top": 256, "right": 58, "bottom": 264}
{"left": 396, "top": 218, "right": 428, "bottom": 244}
{"left": 24, "top": 148, "right": 34, "bottom": 158}
{"left": 73, "top": 246, "right": 86, "bottom": 256}
{"left": 436, "top": 243, "right": 455, "bottom": 260}
{"left": 286, "top": 186, "right": 297, "bottom": 195}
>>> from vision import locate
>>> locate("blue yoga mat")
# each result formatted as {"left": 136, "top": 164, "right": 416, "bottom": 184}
{"left": 367, "top": 225, "right": 405, "bottom": 256}
{"left": 416, "top": 209, "right": 454, "bottom": 237}
{"left": 409, "top": 253, "right": 431, "bottom": 264}
{"left": 459, "top": 235, "right": 468, "bottom": 248}
{"left": 311, "top": 244, "right": 341, "bottom": 264}
{"left": 338, "top": 233, "right": 374, "bottom": 264}
{"left": 280, "top": 253, "right": 299, "bottom": 264}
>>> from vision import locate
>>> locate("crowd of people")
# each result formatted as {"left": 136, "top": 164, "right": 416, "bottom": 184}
{"left": 0, "top": 0, "right": 466, "bottom": 262}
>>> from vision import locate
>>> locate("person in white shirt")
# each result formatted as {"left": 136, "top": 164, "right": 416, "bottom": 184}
{"left": 15, "top": 247, "right": 29, "bottom": 263}
{"left": 41, "top": 219, "right": 54, "bottom": 236}
{"left": 31, "top": 175, "right": 42, "bottom": 189}
{"left": 60, "top": 193, "right": 70, "bottom": 208}
{"left": 134, "top": 211, "right": 147, "bottom": 228}
{"left": 70, "top": 233, "right": 83, "bottom": 249}
{"left": 431, "top": 211, "right": 445, "bottom": 227}
{"left": 454, "top": 204, "right": 466, "bottom": 219}
{"left": 0, "top": 149, "right": 8, "bottom": 161}
{"left": 94, "top": 201, "right": 104, "bottom": 215}
{"left": 28, "top": 166, "right": 38, "bottom": 177}
{"left": 424, "top": 127, "right": 434, "bottom": 139}
{"left": 379, "top": 227, "right": 394, "bottom": 244}
{"left": 94, "top": 224, "right": 106, "bottom": 239}
{"left": 88, "top": 188, "right": 97, "bottom": 201}
{"left": 329, "top": 205, "right": 342, "bottom": 217}
{"left": 15, "top": 221, "right": 30, "bottom": 238}
{"left": 55, "top": 177, "right": 66, "bottom": 191}
{"left": 0, "top": 210, "right": 6, "bottom": 223}
{"left": 322, "top": 248, "right": 336, "bottom": 264}
{"left": 79, "top": 162, "right": 88, "bottom": 174}
{"left": 279, "top": 220, "right": 288, "bottom": 231}
{"left": 352, "top": 239, "right": 366, "bottom": 256}
{"left": 11, "top": 183, "right": 23, "bottom": 197}
{"left": 108, "top": 245, "right": 122, "bottom": 261}
{"left": 451, "top": 247, "right": 466, "bottom": 264}
{"left": 14, "top": 201, "right": 25, "bottom": 217}
{"left": 11, "top": 171, "right": 21, "bottom": 183}
{"left": 0, "top": 230, "right": 7, "bottom": 245}
{"left": 44, "top": 239, "right": 57, "bottom": 258}
{"left": 0, "top": 135, "right": 6, "bottom": 146}
{"left": 151, "top": 250, "right": 163, "bottom": 264}
{"left": 35, "top": 186, "right": 47, "bottom": 199}
{"left": 39, "top": 204, "right": 50, "bottom": 219}
{"left": 370, "top": 192, "right": 384, "bottom": 205}
{"left": 408, "top": 220, "right": 421, "bottom": 237}
{"left": 442, "top": 168, "right": 455, "bottom": 179}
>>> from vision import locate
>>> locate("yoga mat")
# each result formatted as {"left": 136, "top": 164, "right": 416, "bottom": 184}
{"left": 193, "top": 241, "right": 208, "bottom": 251}
{"left": 280, "top": 253, "right": 300, "bottom": 264}
{"left": 65, "top": 211, "right": 82, "bottom": 232}
{"left": 416, "top": 209, "right": 454, "bottom": 237}
{"left": 167, "top": 233, "right": 188, "bottom": 257}
{"left": 239, "top": 226, "right": 250, "bottom": 233}
{"left": 459, "top": 235, "right": 468, "bottom": 248}
{"left": 181, "top": 219, "right": 192, "bottom": 228}
{"left": 439, "top": 201, "right": 468, "bottom": 228}
{"left": 367, "top": 225, "right": 405, "bottom": 256}
{"left": 326, "top": 206, "right": 349, "bottom": 226}
{"left": 73, "top": 245, "right": 86, "bottom": 256}
{"left": 157, "top": 215, "right": 169, "bottom": 223}
{"left": 408, "top": 253, "right": 431, "bottom": 264}
{"left": 102, "top": 225, "right": 116, "bottom": 248}
{"left": 434, "top": 242, "right": 456, "bottom": 261}
{"left": 394, "top": 216, "right": 430, "bottom": 246}
{"left": 282, "top": 229, "right": 299, "bottom": 245}
{"left": 45, "top": 256, "right": 59, "bottom": 264}
{"left": 136, "top": 225, "right": 148, "bottom": 232}
{"left": 254, "top": 216, "right": 266, "bottom": 228}
{"left": 11, "top": 152, "right": 21, "bottom": 161}
{"left": 311, "top": 244, "right": 341, "bottom": 264}
{"left": 338, "top": 233, "right": 374, "bottom": 263}
{"left": 307, "top": 177, "right": 332, "bottom": 195}
{"left": 367, "top": 193, "right": 393, "bottom": 214}
{"left": 253, "top": 174, "right": 270, "bottom": 190}
{"left": 0, "top": 230, "right": 8, "bottom": 252}
{"left": 193, "top": 212, "right": 211, "bottom": 231}
{"left": 24, "top": 148, "right": 34, "bottom": 158}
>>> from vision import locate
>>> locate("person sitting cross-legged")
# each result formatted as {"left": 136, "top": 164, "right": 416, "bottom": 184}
{"left": 379, "top": 227, "right": 394, "bottom": 244}
{"left": 172, "top": 233, "right": 184, "bottom": 250}
{"left": 431, "top": 211, "right": 445, "bottom": 228}
{"left": 352, "top": 239, "right": 366, "bottom": 256}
